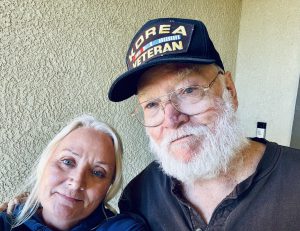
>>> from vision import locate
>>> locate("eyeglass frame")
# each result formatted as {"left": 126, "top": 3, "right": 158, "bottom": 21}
{"left": 131, "top": 70, "right": 224, "bottom": 127}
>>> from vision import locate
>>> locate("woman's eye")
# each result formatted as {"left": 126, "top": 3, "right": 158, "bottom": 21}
{"left": 93, "top": 170, "right": 105, "bottom": 178}
{"left": 61, "top": 159, "right": 74, "bottom": 166}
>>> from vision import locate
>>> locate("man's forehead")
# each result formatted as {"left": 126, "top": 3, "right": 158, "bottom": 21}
{"left": 138, "top": 63, "right": 216, "bottom": 86}
{"left": 137, "top": 63, "right": 216, "bottom": 98}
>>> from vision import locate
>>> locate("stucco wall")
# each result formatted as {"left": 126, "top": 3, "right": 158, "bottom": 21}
{"left": 0, "top": 0, "right": 242, "bottom": 205}
{"left": 235, "top": 0, "right": 300, "bottom": 145}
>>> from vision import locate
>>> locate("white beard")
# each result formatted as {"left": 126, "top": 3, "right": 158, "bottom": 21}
{"left": 148, "top": 90, "right": 249, "bottom": 182}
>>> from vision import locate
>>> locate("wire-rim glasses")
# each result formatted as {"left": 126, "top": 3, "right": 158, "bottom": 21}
{"left": 132, "top": 71, "right": 224, "bottom": 127}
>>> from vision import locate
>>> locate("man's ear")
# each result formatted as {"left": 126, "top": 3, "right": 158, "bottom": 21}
{"left": 224, "top": 71, "right": 238, "bottom": 110}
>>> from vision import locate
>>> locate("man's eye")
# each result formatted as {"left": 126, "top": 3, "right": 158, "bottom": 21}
{"left": 144, "top": 101, "right": 159, "bottom": 110}
{"left": 93, "top": 170, "right": 105, "bottom": 178}
{"left": 182, "top": 86, "right": 197, "bottom": 95}
{"left": 61, "top": 159, "right": 74, "bottom": 166}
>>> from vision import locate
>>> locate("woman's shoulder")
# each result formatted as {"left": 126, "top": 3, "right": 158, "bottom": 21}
{"left": 0, "top": 211, "right": 13, "bottom": 230}
{"left": 0, "top": 206, "right": 31, "bottom": 231}
{"left": 97, "top": 213, "right": 149, "bottom": 231}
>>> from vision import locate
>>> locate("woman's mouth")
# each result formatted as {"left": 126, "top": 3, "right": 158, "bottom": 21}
{"left": 57, "top": 193, "right": 82, "bottom": 203}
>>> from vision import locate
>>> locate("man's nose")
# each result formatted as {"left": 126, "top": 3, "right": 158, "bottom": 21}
{"left": 162, "top": 101, "right": 189, "bottom": 128}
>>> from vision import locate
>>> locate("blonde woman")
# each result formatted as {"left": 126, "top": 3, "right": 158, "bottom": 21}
{"left": 0, "top": 115, "right": 147, "bottom": 230}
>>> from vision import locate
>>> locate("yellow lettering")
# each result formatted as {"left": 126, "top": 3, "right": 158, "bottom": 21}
{"left": 133, "top": 56, "right": 141, "bottom": 68}
{"left": 147, "top": 47, "right": 154, "bottom": 59}
{"left": 145, "top": 27, "right": 156, "bottom": 40}
{"left": 159, "top": 24, "right": 171, "bottom": 34}
{"left": 140, "top": 52, "right": 147, "bottom": 63}
{"left": 172, "top": 26, "right": 187, "bottom": 36}
{"left": 172, "top": 41, "right": 183, "bottom": 51}
{"left": 163, "top": 43, "right": 172, "bottom": 52}
{"left": 135, "top": 36, "right": 144, "bottom": 49}
{"left": 154, "top": 45, "right": 163, "bottom": 56}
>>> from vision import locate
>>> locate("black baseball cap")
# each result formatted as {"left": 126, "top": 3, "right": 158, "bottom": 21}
{"left": 108, "top": 18, "right": 224, "bottom": 102}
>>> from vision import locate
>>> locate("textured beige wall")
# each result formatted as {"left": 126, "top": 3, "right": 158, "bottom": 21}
{"left": 235, "top": 0, "right": 300, "bottom": 145}
{"left": 0, "top": 0, "right": 242, "bottom": 205}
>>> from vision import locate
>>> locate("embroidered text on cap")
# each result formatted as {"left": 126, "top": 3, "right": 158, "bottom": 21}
{"left": 127, "top": 22, "right": 194, "bottom": 70}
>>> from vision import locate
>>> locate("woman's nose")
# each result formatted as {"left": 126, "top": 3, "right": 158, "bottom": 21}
{"left": 68, "top": 170, "right": 86, "bottom": 191}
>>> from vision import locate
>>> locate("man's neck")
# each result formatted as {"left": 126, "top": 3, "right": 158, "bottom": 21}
{"left": 182, "top": 140, "right": 266, "bottom": 224}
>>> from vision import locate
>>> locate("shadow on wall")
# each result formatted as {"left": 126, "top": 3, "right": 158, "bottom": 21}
{"left": 291, "top": 75, "right": 300, "bottom": 149}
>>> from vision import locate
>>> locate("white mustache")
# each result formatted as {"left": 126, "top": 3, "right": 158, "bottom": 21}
{"left": 160, "top": 124, "right": 210, "bottom": 147}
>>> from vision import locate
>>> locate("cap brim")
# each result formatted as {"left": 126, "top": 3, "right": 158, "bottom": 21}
{"left": 108, "top": 56, "right": 216, "bottom": 102}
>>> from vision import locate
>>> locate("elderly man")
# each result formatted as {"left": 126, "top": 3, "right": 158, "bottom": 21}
{"left": 109, "top": 18, "right": 300, "bottom": 230}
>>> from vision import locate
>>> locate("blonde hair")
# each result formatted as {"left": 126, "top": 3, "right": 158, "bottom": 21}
{"left": 12, "top": 114, "right": 123, "bottom": 227}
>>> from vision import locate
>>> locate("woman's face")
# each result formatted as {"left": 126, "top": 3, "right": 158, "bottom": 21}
{"left": 38, "top": 127, "right": 116, "bottom": 229}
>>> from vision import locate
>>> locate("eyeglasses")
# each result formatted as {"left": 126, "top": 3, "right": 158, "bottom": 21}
{"left": 132, "top": 71, "right": 224, "bottom": 127}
